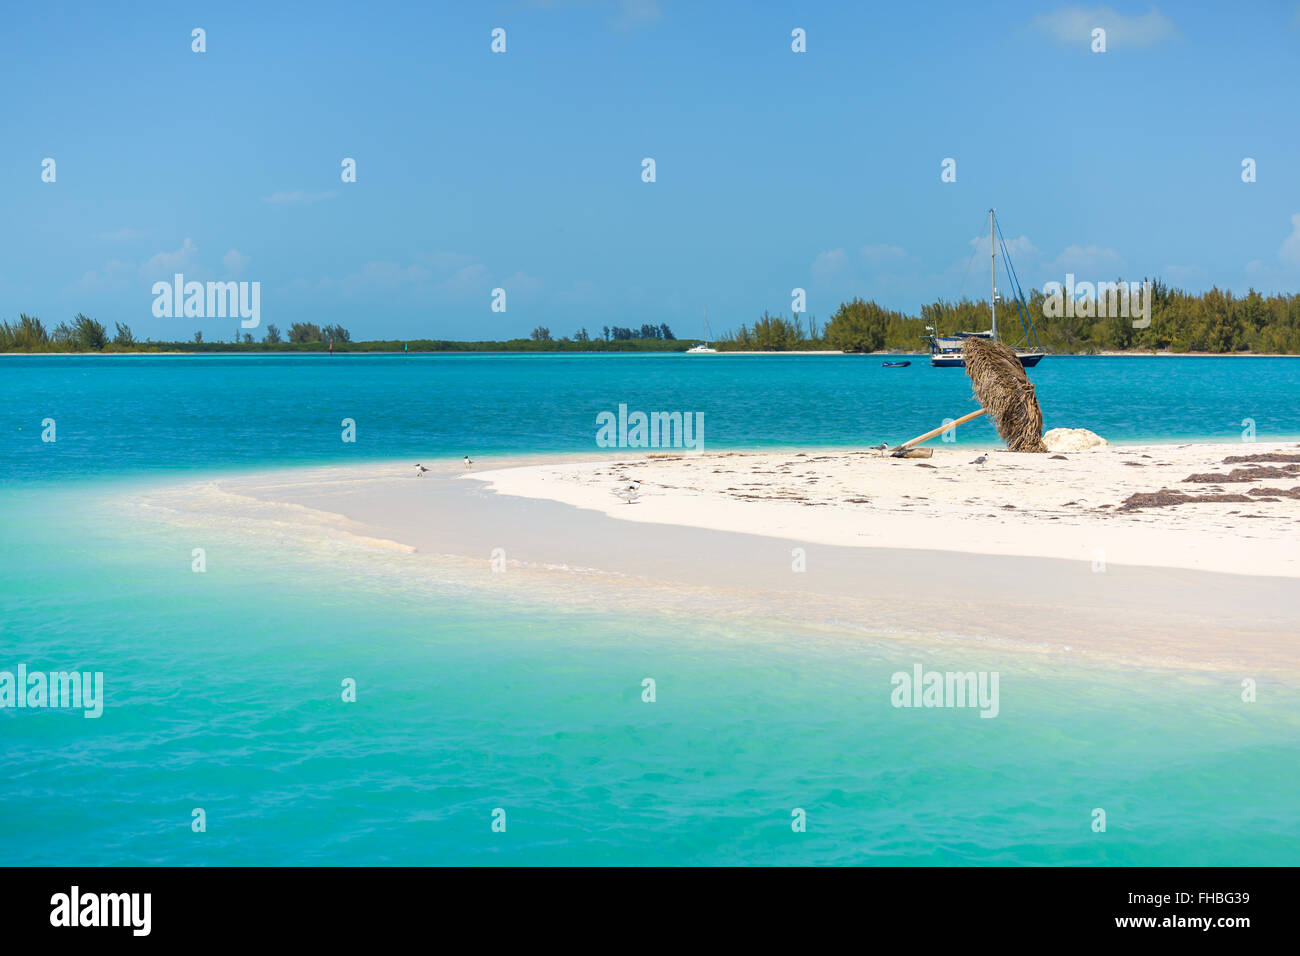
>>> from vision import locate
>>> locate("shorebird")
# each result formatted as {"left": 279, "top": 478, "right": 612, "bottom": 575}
{"left": 611, "top": 479, "right": 642, "bottom": 504}
{"left": 414, "top": 463, "right": 430, "bottom": 478}
{"left": 869, "top": 443, "right": 888, "bottom": 451}
{"left": 463, "top": 456, "right": 473, "bottom": 469}
{"left": 969, "top": 454, "right": 988, "bottom": 465}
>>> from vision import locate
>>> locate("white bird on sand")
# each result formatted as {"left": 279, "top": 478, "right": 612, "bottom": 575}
{"left": 464, "top": 456, "right": 473, "bottom": 468}
{"left": 414, "top": 463, "right": 430, "bottom": 478}
{"left": 869, "top": 443, "right": 888, "bottom": 451}
{"left": 970, "top": 454, "right": 988, "bottom": 465}
{"left": 611, "top": 479, "right": 642, "bottom": 504}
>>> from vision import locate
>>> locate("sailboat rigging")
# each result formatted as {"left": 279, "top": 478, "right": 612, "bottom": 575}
{"left": 926, "top": 210, "right": 1046, "bottom": 368}
{"left": 686, "top": 309, "right": 717, "bottom": 353}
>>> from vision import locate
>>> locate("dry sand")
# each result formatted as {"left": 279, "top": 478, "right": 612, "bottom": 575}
{"left": 467, "top": 442, "right": 1300, "bottom": 578}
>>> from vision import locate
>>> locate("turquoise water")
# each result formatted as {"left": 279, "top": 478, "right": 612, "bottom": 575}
{"left": 2, "top": 355, "right": 1299, "bottom": 865}
{"left": 3, "top": 354, "right": 1299, "bottom": 482}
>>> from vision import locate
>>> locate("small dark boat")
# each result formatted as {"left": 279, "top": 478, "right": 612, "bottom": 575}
{"left": 882, "top": 360, "right": 911, "bottom": 368}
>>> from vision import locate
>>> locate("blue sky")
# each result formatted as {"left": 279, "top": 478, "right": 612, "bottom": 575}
{"left": 4, "top": 0, "right": 1299, "bottom": 341}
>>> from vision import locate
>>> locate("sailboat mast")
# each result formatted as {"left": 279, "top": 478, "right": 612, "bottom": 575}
{"left": 989, "top": 208, "right": 997, "bottom": 343}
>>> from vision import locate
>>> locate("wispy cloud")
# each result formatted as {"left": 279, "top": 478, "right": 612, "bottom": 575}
{"left": 810, "top": 248, "right": 848, "bottom": 283}
{"left": 502, "top": 270, "right": 544, "bottom": 295}
{"left": 336, "top": 261, "right": 435, "bottom": 291}
{"left": 1048, "top": 244, "right": 1125, "bottom": 274}
{"left": 1031, "top": 5, "right": 1177, "bottom": 48}
{"left": 559, "top": 278, "right": 599, "bottom": 306}
{"left": 417, "top": 252, "right": 479, "bottom": 271}
{"left": 1240, "top": 215, "right": 1300, "bottom": 288}
{"left": 223, "top": 249, "right": 251, "bottom": 275}
{"left": 969, "top": 234, "right": 1039, "bottom": 258}
{"left": 97, "top": 227, "right": 146, "bottom": 241}
{"left": 440, "top": 263, "right": 490, "bottom": 297}
{"left": 1160, "top": 264, "right": 1201, "bottom": 284}
{"left": 263, "top": 190, "right": 338, "bottom": 205}
{"left": 72, "top": 259, "right": 133, "bottom": 293}
{"left": 614, "top": 0, "right": 660, "bottom": 30}
{"left": 141, "top": 238, "right": 200, "bottom": 277}
{"left": 1278, "top": 213, "right": 1300, "bottom": 266}
{"left": 860, "top": 244, "right": 908, "bottom": 264}
{"left": 527, "top": 0, "right": 660, "bottom": 30}
{"left": 809, "top": 244, "right": 921, "bottom": 302}
{"left": 314, "top": 253, "right": 508, "bottom": 301}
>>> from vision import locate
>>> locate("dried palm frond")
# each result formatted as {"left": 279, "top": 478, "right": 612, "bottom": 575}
{"left": 962, "top": 338, "right": 1047, "bottom": 453}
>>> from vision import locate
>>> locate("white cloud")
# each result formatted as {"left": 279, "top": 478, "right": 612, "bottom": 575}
{"left": 141, "top": 238, "right": 200, "bottom": 277}
{"left": 417, "top": 252, "right": 479, "bottom": 271}
{"left": 860, "top": 244, "right": 908, "bottom": 264}
{"left": 614, "top": 0, "right": 660, "bottom": 29}
{"left": 561, "top": 279, "right": 599, "bottom": 305}
{"left": 1048, "top": 244, "right": 1124, "bottom": 274}
{"left": 811, "top": 248, "right": 848, "bottom": 282}
{"left": 502, "top": 271, "right": 544, "bottom": 295}
{"left": 442, "top": 263, "right": 490, "bottom": 298}
{"left": 98, "top": 227, "right": 146, "bottom": 241}
{"left": 969, "top": 233, "right": 1039, "bottom": 258}
{"left": 340, "top": 261, "right": 434, "bottom": 292}
{"left": 1277, "top": 213, "right": 1300, "bottom": 266}
{"left": 72, "top": 259, "right": 134, "bottom": 293}
{"left": 310, "top": 252, "right": 499, "bottom": 301}
{"left": 1161, "top": 264, "right": 1201, "bottom": 284}
{"left": 290, "top": 254, "right": 554, "bottom": 309}
{"left": 223, "top": 249, "right": 251, "bottom": 275}
{"left": 1031, "top": 5, "right": 1177, "bottom": 47}
{"left": 263, "top": 190, "right": 337, "bottom": 205}
{"left": 532, "top": 0, "right": 661, "bottom": 28}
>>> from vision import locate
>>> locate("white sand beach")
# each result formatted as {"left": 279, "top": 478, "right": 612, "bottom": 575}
{"left": 127, "top": 441, "right": 1300, "bottom": 676}
{"left": 468, "top": 441, "right": 1300, "bottom": 578}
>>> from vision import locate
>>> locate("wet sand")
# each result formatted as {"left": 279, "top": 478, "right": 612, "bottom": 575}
{"left": 127, "top": 446, "right": 1300, "bottom": 675}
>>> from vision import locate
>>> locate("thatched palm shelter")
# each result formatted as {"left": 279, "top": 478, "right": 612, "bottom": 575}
{"left": 962, "top": 337, "right": 1047, "bottom": 453}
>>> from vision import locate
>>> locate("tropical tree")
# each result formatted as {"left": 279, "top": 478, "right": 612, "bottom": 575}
{"left": 825, "top": 298, "right": 890, "bottom": 352}
{"left": 288, "top": 322, "right": 322, "bottom": 343}
{"left": 70, "top": 314, "right": 108, "bottom": 350}
{"left": 2, "top": 315, "right": 50, "bottom": 350}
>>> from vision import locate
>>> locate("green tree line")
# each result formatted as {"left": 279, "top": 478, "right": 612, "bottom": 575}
{"left": 719, "top": 282, "right": 1300, "bottom": 354}
{"left": 0, "top": 314, "right": 692, "bottom": 353}
{"left": 6, "top": 283, "right": 1300, "bottom": 354}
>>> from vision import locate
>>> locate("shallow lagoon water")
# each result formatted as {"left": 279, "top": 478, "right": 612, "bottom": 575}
{"left": 4, "top": 353, "right": 1299, "bottom": 483}
{"left": 2, "top": 356, "right": 1298, "bottom": 865}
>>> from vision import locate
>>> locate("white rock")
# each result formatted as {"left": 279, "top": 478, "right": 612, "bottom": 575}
{"left": 1042, "top": 428, "right": 1109, "bottom": 452}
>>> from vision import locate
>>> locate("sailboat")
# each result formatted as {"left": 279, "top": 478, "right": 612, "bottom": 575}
{"left": 685, "top": 310, "right": 717, "bottom": 353}
{"left": 926, "top": 210, "right": 1046, "bottom": 368}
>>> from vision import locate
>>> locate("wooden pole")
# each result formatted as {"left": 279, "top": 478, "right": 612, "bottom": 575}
{"left": 889, "top": 408, "right": 987, "bottom": 457}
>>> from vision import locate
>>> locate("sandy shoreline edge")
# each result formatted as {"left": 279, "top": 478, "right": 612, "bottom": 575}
{"left": 119, "top": 441, "right": 1300, "bottom": 675}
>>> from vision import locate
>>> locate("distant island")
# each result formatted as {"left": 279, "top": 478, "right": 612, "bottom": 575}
{"left": 5, "top": 280, "right": 1299, "bottom": 354}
